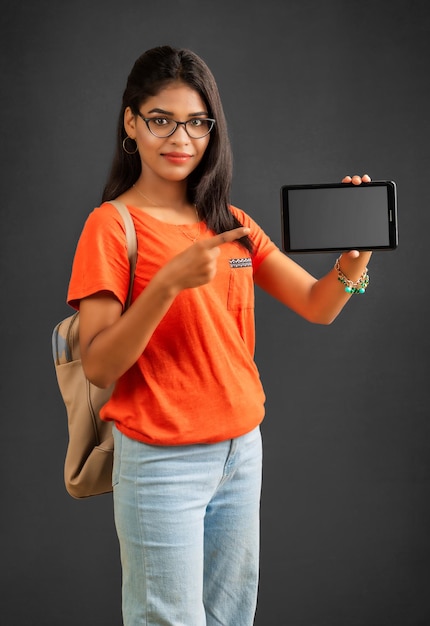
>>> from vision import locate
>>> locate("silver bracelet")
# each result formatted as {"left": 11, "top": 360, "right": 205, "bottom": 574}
{"left": 335, "top": 257, "right": 369, "bottom": 294}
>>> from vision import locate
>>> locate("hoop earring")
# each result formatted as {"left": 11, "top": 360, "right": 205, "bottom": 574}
{"left": 122, "top": 136, "right": 138, "bottom": 155}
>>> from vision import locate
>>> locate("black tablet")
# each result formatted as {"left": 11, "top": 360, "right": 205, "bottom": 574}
{"left": 281, "top": 181, "right": 398, "bottom": 253}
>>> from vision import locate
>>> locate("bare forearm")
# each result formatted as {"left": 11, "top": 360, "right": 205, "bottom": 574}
{"left": 255, "top": 248, "right": 372, "bottom": 325}
{"left": 308, "top": 251, "right": 372, "bottom": 324}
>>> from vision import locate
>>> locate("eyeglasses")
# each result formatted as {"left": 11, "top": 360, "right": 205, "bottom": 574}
{"left": 137, "top": 112, "right": 216, "bottom": 139}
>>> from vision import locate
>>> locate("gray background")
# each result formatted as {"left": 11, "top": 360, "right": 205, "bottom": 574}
{"left": 1, "top": 1, "right": 429, "bottom": 624}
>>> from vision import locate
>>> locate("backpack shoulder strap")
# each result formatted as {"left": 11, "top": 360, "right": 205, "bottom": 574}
{"left": 108, "top": 200, "right": 138, "bottom": 310}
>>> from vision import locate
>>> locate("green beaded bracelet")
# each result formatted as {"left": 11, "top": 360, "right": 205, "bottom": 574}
{"left": 335, "top": 257, "right": 369, "bottom": 294}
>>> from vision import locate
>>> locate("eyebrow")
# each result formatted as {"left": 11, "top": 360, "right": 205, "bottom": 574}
{"left": 147, "top": 107, "right": 209, "bottom": 117}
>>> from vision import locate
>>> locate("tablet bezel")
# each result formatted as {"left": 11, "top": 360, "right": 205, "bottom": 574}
{"left": 280, "top": 181, "right": 398, "bottom": 253}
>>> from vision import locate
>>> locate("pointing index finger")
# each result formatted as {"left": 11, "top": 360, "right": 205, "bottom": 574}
{"left": 204, "top": 227, "right": 251, "bottom": 249}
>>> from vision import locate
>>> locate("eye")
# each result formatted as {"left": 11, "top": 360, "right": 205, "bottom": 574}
{"left": 189, "top": 118, "right": 204, "bottom": 127}
{"left": 153, "top": 117, "right": 170, "bottom": 126}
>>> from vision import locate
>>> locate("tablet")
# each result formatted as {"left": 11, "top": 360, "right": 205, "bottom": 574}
{"left": 281, "top": 181, "right": 398, "bottom": 253}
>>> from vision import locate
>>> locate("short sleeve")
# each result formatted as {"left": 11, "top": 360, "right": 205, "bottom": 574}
{"left": 230, "top": 206, "right": 278, "bottom": 272}
{"left": 67, "top": 203, "right": 130, "bottom": 310}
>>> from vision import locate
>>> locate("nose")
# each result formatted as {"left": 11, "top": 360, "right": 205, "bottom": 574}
{"left": 169, "top": 123, "right": 190, "bottom": 142}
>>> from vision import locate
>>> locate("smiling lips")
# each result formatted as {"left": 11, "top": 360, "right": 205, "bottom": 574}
{"left": 162, "top": 152, "right": 193, "bottom": 164}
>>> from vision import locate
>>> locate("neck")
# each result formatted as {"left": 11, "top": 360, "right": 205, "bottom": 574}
{"left": 134, "top": 178, "right": 188, "bottom": 209}
{"left": 131, "top": 178, "right": 199, "bottom": 225}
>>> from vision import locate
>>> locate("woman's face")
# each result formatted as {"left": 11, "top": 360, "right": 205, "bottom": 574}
{"left": 124, "top": 82, "right": 211, "bottom": 185}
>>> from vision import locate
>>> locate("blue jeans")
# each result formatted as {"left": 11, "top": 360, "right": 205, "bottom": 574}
{"left": 112, "top": 425, "right": 262, "bottom": 626}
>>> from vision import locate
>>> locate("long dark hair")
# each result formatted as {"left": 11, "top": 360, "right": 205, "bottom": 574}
{"left": 102, "top": 46, "right": 252, "bottom": 253}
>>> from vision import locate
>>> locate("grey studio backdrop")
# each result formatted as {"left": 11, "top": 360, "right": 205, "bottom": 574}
{"left": 1, "top": 1, "right": 429, "bottom": 624}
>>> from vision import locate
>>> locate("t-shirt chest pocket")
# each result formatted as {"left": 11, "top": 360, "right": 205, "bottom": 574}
{"left": 227, "top": 257, "right": 254, "bottom": 311}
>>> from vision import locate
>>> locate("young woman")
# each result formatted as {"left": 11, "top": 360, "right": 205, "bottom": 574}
{"left": 67, "top": 45, "right": 372, "bottom": 626}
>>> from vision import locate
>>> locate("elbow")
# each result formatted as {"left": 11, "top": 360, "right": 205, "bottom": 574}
{"left": 82, "top": 362, "right": 116, "bottom": 390}
{"left": 315, "top": 312, "right": 339, "bottom": 325}
{"left": 90, "top": 376, "right": 115, "bottom": 390}
{"left": 316, "top": 316, "right": 336, "bottom": 326}
{"left": 305, "top": 309, "right": 339, "bottom": 326}
{"left": 86, "top": 373, "right": 114, "bottom": 390}
{"left": 308, "top": 317, "right": 335, "bottom": 326}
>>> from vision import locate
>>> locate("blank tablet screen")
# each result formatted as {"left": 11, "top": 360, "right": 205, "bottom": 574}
{"left": 281, "top": 182, "right": 398, "bottom": 253}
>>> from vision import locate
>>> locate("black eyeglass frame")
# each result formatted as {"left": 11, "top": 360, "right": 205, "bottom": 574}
{"left": 137, "top": 112, "right": 216, "bottom": 139}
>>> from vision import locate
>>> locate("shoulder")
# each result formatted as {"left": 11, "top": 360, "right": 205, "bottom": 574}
{"left": 229, "top": 204, "right": 266, "bottom": 237}
{"left": 80, "top": 202, "right": 128, "bottom": 241}
{"left": 229, "top": 205, "right": 266, "bottom": 233}
{"left": 73, "top": 203, "right": 130, "bottom": 263}
{"left": 229, "top": 205, "right": 253, "bottom": 225}
{"left": 86, "top": 202, "right": 127, "bottom": 228}
{"left": 229, "top": 204, "right": 279, "bottom": 266}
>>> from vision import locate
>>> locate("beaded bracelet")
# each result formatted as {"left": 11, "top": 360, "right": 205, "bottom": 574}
{"left": 334, "top": 257, "right": 369, "bottom": 294}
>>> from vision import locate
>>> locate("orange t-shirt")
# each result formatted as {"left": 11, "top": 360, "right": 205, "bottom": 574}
{"left": 67, "top": 202, "right": 277, "bottom": 445}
